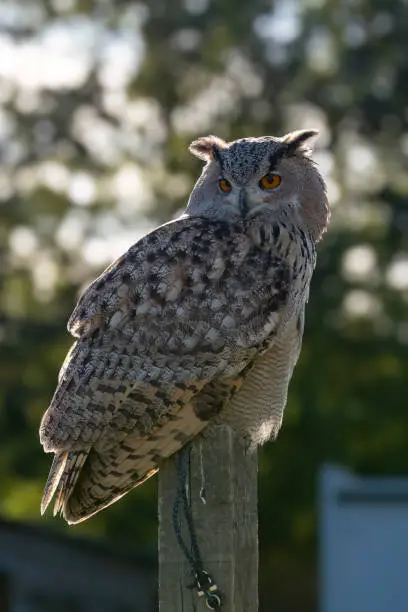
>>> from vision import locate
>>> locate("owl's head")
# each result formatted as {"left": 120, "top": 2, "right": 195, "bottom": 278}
{"left": 186, "top": 130, "right": 329, "bottom": 241}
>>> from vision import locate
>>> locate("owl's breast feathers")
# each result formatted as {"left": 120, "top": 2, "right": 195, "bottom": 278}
{"left": 40, "top": 215, "right": 315, "bottom": 523}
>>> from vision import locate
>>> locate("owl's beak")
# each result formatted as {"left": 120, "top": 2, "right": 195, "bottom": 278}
{"left": 239, "top": 189, "right": 248, "bottom": 217}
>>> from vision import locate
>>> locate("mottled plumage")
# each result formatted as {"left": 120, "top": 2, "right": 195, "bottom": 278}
{"left": 40, "top": 130, "right": 330, "bottom": 523}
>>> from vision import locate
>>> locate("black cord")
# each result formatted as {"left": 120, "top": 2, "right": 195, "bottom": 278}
{"left": 172, "top": 447, "right": 223, "bottom": 610}
{"left": 172, "top": 447, "right": 199, "bottom": 568}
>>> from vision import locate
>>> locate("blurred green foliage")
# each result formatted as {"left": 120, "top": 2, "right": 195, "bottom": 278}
{"left": 1, "top": 0, "right": 408, "bottom": 609}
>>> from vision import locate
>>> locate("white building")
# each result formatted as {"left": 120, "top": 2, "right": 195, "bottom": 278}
{"left": 320, "top": 465, "right": 408, "bottom": 612}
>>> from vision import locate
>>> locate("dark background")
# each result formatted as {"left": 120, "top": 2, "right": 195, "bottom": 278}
{"left": 1, "top": 0, "right": 407, "bottom": 609}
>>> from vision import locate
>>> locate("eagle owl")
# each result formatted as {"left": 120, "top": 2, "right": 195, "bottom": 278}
{"left": 40, "top": 130, "right": 330, "bottom": 524}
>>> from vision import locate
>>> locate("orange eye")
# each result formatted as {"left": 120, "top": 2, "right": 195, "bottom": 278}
{"left": 259, "top": 173, "right": 281, "bottom": 190}
{"left": 219, "top": 178, "right": 232, "bottom": 193}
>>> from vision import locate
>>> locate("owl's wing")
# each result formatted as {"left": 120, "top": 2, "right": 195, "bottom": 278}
{"left": 59, "top": 374, "right": 246, "bottom": 524}
{"left": 40, "top": 215, "right": 296, "bottom": 522}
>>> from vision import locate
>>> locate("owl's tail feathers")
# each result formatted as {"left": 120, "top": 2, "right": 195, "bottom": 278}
{"left": 64, "top": 458, "right": 159, "bottom": 525}
{"left": 41, "top": 400, "right": 209, "bottom": 524}
{"left": 63, "top": 406, "right": 208, "bottom": 524}
{"left": 41, "top": 450, "right": 89, "bottom": 517}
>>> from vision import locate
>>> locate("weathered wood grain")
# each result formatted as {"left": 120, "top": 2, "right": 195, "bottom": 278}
{"left": 159, "top": 425, "right": 258, "bottom": 611}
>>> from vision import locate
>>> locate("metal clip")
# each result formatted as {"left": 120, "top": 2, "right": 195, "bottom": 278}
{"left": 194, "top": 570, "right": 222, "bottom": 609}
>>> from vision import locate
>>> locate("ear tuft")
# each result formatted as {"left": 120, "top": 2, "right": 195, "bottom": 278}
{"left": 282, "top": 129, "right": 319, "bottom": 156}
{"left": 189, "top": 135, "right": 228, "bottom": 162}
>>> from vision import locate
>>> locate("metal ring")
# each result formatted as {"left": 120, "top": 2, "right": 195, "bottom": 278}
{"left": 206, "top": 593, "right": 221, "bottom": 610}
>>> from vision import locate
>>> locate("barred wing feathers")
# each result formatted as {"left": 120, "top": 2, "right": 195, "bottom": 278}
{"left": 40, "top": 216, "right": 301, "bottom": 523}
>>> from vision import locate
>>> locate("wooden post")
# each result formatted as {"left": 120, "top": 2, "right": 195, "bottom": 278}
{"left": 158, "top": 425, "right": 258, "bottom": 611}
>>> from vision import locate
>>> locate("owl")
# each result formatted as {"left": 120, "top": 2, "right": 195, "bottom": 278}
{"left": 39, "top": 129, "right": 330, "bottom": 524}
